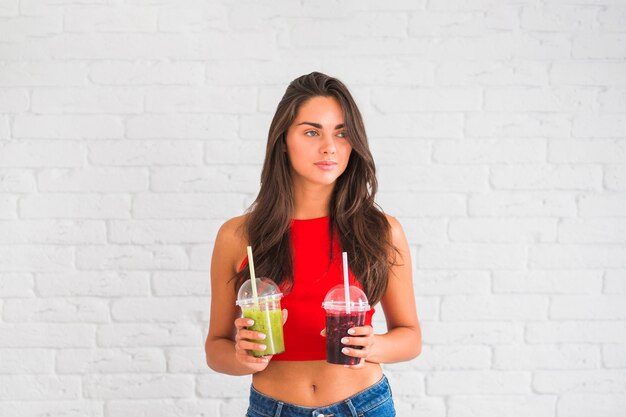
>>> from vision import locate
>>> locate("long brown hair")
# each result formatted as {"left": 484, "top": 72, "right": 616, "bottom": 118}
{"left": 234, "top": 72, "right": 397, "bottom": 305}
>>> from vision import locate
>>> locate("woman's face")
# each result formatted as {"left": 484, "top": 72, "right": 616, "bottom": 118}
{"left": 285, "top": 96, "right": 353, "bottom": 189}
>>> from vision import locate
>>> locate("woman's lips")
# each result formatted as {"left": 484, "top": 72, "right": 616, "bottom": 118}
{"left": 314, "top": 161, "right": 338, "bottom": 171}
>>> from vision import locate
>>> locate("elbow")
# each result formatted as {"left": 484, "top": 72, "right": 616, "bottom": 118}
{"left": 412, "top": 339, "right": 422, "bottom": 359}
{"left": 205, "top": 349, "right": 222, "bottom": 373}
{"left": 204, "top": 339, "right": 218, "bottom": 371}
{"left": 411, "top": 326, "right": 422, "bottom": 359}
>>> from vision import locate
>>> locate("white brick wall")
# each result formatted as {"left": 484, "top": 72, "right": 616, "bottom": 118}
{"left": 0, "top": 1, "right": 624, "bottom": 416}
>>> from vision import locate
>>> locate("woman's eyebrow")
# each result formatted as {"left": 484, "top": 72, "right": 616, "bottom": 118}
{"left": 297, "top": 122, "right": 345, "bottom": 129}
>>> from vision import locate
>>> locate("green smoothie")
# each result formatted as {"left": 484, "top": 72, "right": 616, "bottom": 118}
{"left": 241, "top": 306, "right": 285, "bottom": 357}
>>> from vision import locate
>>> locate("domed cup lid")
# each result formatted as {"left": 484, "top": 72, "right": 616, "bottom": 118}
{"left": 322, "top": 284, "right": 370, "bottom": 312}
{"left": 236, "top": 277, "right": 282, "bottom": 307}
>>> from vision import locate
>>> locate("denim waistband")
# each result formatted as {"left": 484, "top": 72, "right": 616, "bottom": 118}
{"left": 247, "top": 375, "right": 392, "bottom": 417}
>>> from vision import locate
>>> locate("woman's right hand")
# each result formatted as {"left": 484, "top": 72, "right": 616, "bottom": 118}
{"left": 233, "top": 309, "right": 288, "bottom": 373}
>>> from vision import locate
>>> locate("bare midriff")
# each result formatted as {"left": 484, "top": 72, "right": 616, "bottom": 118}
{"left": 252, "top": 360, "right": 383, "bottom": 407}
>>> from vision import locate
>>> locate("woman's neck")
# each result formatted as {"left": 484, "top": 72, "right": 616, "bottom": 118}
{"left": 292, "top": 182, "right": 334, "bottom": 220}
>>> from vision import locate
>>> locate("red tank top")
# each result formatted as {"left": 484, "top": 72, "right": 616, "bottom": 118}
{"left": 239, "top": 216, "right": 375, "bottom": 361}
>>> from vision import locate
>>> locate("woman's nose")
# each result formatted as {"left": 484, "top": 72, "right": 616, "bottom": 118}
{"left": 320, "top": 133, "right": 336, "bottom": 155}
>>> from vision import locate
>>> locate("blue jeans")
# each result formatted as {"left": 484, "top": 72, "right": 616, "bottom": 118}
{"left": 246, "top": 375, "right": 395, "bottom": 417}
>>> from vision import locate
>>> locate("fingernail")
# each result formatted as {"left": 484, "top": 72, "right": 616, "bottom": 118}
{"left": 257, "top": 333, "right": 266, "bottom": 340}
{"left": 342, "top": 347, "right": 349, "bottom": 354}
{"left": 341, "top": 337, "right": 349, "bottom": 344}
{"left": 347, "top": 329, "right": 355, "bottom": 335}
{"left": 247, "top": 320, "right": 254, "bottom": 326}
{"left": 259, "top": 345, "right": 267, "bottom": 350}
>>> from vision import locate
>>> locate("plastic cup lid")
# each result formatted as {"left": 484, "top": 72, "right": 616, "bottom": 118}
{"left": 236, "top": 277, "right": 282, "bottom": 306}
{"left": 321, "top": 284, "right": 370, "bottom": 312}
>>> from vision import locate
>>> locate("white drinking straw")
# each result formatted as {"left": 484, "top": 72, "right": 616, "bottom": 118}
{"left": 342, "top": 251, "right": 351, "bottom": 314}
{"left": 246, "top": 246, "right": 259, "bottom": 307}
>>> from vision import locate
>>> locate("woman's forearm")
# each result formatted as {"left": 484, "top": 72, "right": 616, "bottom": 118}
{"left": 366, "top": 326, "right": 422, "bottom": 364}
{"left": 205, "top": 338, "right": 257, "bottom": 376}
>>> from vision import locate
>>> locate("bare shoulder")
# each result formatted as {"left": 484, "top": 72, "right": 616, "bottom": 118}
{"left": 217, "top": 214, "right": 248, "bottom": 242}
{"left": 214, "top": 214, "right": 249, "bottom": 272}
{"left": 384, "top": 213, "right": 407, "bottom": 246}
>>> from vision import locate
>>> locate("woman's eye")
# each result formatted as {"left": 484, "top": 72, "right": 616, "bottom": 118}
{"left": 337, "top": 131, "right": 346, "bottom": 138}
{"left": 304, "top": 131, "right": 318, "bottom": 137}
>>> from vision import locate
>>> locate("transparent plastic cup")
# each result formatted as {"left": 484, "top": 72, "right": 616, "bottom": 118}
{"left": 322, "top": 284, "right": 370, "bottom": 365}
{"left": 236, "top": 277, "right": 285, "bottom": 357}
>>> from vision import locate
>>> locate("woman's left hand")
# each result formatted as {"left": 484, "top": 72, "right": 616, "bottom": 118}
{"left": 320, "top": 325, "right": 376, "bottom": 369}
{"left": 341, "top": 325, "right": 375, "bottom": 369}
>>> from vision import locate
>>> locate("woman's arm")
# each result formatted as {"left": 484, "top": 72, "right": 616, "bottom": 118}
{"left": 342, "top": 215, "right": 422, "bottom": 366}
{"left": 204, "top": 217, "right": 275, "bottom": 375}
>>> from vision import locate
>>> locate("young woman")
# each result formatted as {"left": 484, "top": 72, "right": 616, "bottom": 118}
{"left": 205, "top": 72, "right": 421, "bottom": 417}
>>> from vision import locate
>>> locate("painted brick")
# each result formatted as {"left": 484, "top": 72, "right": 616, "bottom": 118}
{"left": 152, "top": 272, "right": 211, "bottom": 296}
{"left": 558, "top": 394, "right": 626, "bottom": 417}
{"left": 529, "top": 244, "right": 626, "bottom": 268}
{"left": 36, "top": 272, "right": 150, "bottom": 297}
{"left": 605, "top": 165, "right": 626, "bottom": 191}
{"left": 38, "top": 168, "right": 148, "bottom": 193}
{"left": 0, "top": 141, "right": 84, "bottom": 167}
{"left": 0, "top": 376, "right": 80, "bottom": 400}
{"left": 414, "top": 271, "right": 491, "bottom": 295}
{"left": 492, "top": 270, "right": 603, "bottom": 294}
{"left": 0, "top": 324, "right": 95, "bottom": 348}
{"left": 56, "top": 348, "right": 165, "bottom": 374}
{"left": 422, "top": 321, "right": 523, "bottom": 345}
{"left": 490, "top": 165, "right": 602, "bottom": 191}
{"left": 83, "top": 375, "right": 194, "bottom": 399}
{"left": 494, "top": 345, "right": 600, "bottom": 370}
{"left": 14, "top": 115, "right": 123, "bottom": 139}
{"left": 19, "top": 194, "right": 131, "bottom": 219}
{"left": 550, "top": 296, "right": 626, "bottom": 320}
{"left": 88, "top": 141, "right": 203, "bottom": 166}
{"left": 126, "top": 114, "right": 237, "bottom": 139}
{"left": 559, "top": 218, "right": 626, "bottom": 243}
{"left": 466, "top": 113, "right": 571, "bottom": 138}
{"left": 449, "top": 218, "right": 557, "bottom": 243}
{"left": 109, "top": 219, "right": 220, "bottom": 244}
{"left": 75, "top": 245, "right": 187, "bottom": 270}
{"left": 0, "top": 272, "right": 34, "bottom": 297}
{"left": 3, "top": 298, "right": 110, "bottom": 323}
{"left": 133, "top": 193, "right": 246, "bottom": 219}
{"left": 0, "top": 349, "right": 54, "bottom": 374}
{"left": 64, "top": 5, "right": 157, "bottom": 32}
{"left": 0, "top": 245, "right": 73, "bottom": 272}
{"left": 469, "top": 192, "right": 577, "bottom": 217}
{"left": 196, "top": 373, "right": 251, "bottom": 398}
{"left": 605, "top": 270, "right": 626, "bottom": 294}
{"left": 111, "top": 297, "right": 209, "bottom": 322}
{"left": 448, "top": 395, "right": 555, "bottom": 417}
{"left": 0, "top": 61, "right": 88, "bottom": 86}
{"left": 433, "top": 139, "right": 546, "bottom": 164}
{"left": 150, "top": 167, "right": 260, "bottom": 193}
{"left": 549, "top": 139, "right": 626, "bottom": 163}
{"left": 441, "top": 295, "right": 548, "bottom": 321}
{"left": 92, "top": 61, "right": 204, "bottom": 85}
{"left": 97, "top": 323, "right": 201, "bottom": 348}
{"left": 534, "top": 370, "right": 626, "bottom": 393}
{"left": 0, "top": 220, "right": 106, "bottom": 244}
{"left": 526, "top": 321, "right": 626, "bottom": 344}
{"left": 31, "top": 87, "right": 143, "bottom": 114}
{"left": 427, "top": 371, "right": 531, "bottom": 395}
{"left": 419, "top": 244, "right": 526, "bottom": 269}
{"left": 0, "top": 169, "right": 37, "bottom": 192}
